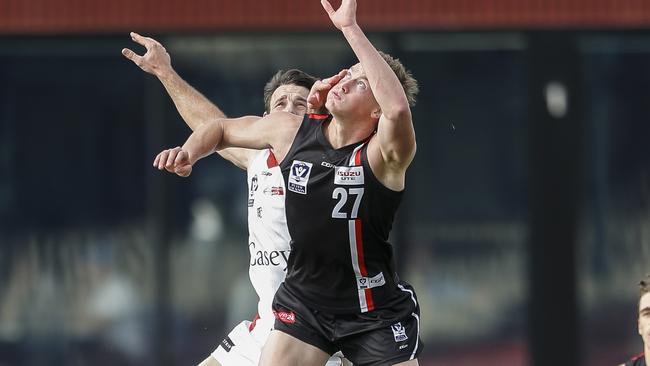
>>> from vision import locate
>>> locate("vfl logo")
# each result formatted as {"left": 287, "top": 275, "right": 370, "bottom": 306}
{"left": 356, "top": 272, "right": 386, "bottom": 290}
{"left": 391, "top": 322, "right": 409, "bottom": 342}
{"left": 288, "top": 160, "right": 313, "bottom": 194}
{"left": 273, "top": 310, "right": 296, "bottom": 324}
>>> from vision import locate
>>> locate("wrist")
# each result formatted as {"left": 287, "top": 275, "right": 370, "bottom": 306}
{"left": 341, "top": 23, "right": 361, "bottom": 36}
{"left": 157, "top": 67, "right": 177, "bottom": 82}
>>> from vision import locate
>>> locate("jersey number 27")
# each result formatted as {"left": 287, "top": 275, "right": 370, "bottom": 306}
{"left": 332, "top": 187, "right": 364, "bottom": 219}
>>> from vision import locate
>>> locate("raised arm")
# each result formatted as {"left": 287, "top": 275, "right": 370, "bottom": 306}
{"left": 153, "top": 112, "right": 301, "bottom": 177}
{"left": 322, "top": 0, "right": 416, "bottom": 169}
{"left": 123, "top": 32, "right": 226, "bottom": 130}
{"left": 123, "top": 32, "right": 258, "bottom": 169}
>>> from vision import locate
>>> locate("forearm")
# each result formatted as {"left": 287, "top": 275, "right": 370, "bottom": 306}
{"left": 158, "top": 69, "right": 227, "bottom": 131}
{"left": 181, "top": 120, "right": 225, "bottom": 164}
{"left": 341, "top": 25, "right": 410, "bottom": 119}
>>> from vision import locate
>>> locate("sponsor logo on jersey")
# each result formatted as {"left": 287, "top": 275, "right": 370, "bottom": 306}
{"left": 250, "top": 175, "right": 259, "bottom": 194}
{"left": 219, "top": 336, "right": 235, "bottom": 352}
{"left": 262, "top": 186, "right": 285, "bottom": 196}
{"left": 334, "top": 166, "right": 364, "bottom": 185}
{"left": 321, "top": 161, "right": 334, "bottom": 168}
{"left": 391, "top": 322, "right": 409, "bottom": 342}
{"left": 261, "top": 170, "right": 272, "bottom": 176}
{"left": 248, "top": 175, "right": 259, "bottom": 207}
{"left": 273, "top": 310, "right": 296, "bottom": 324}
{"left": 288, "top": 160, "right": 312, "bottom": 194}
{"left": 249, "top": 242, "right": 290, "bottom": 270}
{"left": 257, "top": 207, "right": 263, "bottom": 218}
{"left": 357, "top": 272, "right": 386, "bottom": 290}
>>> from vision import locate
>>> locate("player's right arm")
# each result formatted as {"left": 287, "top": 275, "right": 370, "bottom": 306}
{"left": 122, "top": 32, "right": 226, "bottom": 131}
{"left": 123, "top": 32, "right": 256, "bottom": 169}
{"left": 153, "top": 112, "right": 300, "bottom": 177}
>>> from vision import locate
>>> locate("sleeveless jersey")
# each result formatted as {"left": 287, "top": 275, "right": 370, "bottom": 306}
{"left": 279, "top": 113, "right": 408, "bottom": 313}
{"left": 246, "top": 148, "right": 291, "bottom": 341}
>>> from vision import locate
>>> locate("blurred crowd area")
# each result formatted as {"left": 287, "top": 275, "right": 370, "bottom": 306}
{"left": 1, "top": 32, "right": 650, "bottom": 365}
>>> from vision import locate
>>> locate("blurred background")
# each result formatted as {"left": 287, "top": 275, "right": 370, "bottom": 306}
{"left": 1, "top": 0, "right": 650, "bottom": 365}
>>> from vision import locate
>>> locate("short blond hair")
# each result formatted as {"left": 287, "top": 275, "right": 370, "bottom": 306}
{"left": 379, "top": 51, "right": 419, "bottom": 107}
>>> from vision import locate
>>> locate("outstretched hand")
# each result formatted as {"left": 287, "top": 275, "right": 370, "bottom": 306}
{"left": 321, "top": 0, "right": 357, "bottom": 31}
{"left": 307, "top": 70, "right": 347, "bottom": 113}
{"left": 153, "top": 147, "right": 193, "bottom": 177}
{"left": 122, "top": 32, "right": 172, "bottom": 78}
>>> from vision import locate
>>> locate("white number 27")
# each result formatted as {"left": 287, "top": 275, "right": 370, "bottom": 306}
{"left": 331, "top": 187, "right": 364, "bottom": 219}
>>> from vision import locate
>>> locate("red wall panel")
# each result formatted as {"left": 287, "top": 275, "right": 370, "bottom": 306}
{"left": 1, "top": 0, "right": 650, "bottom": 34}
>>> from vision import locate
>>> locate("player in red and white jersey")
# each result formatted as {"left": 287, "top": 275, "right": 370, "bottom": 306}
{"left": 123, "top": 36, "right": 349, "bottom": 366}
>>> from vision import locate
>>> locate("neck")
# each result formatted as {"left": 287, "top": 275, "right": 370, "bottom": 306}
{"left": 325, "top": 116, "right": 374, "bottom": 149}
{"left": 645, "top": 345, "right": 649, "bottom": 363}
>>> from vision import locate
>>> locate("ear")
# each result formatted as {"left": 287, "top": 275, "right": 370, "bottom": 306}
{"left": 370, "top": 107, "right": 382, "bottom": 119}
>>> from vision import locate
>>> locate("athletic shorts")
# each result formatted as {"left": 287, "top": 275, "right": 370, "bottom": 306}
{"left": 211, "top": 320, "right": 348, "bottom": 366}
{"left": 272, "top": 281, "right": 423, "bottom": 366}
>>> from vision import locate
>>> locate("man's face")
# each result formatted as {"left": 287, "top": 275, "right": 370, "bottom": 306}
{"left": 639, "top": 292, "right": 650, "bottom": 348}
{"left": 325, "top": 63, "right": 379, "bottom": 120}
{"left": 267, "top": 84, "right": 309, "bottom": 116}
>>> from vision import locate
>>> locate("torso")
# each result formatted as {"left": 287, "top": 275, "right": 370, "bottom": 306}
{"left": 279, "top": 113, "right": 408, "bottom": 313}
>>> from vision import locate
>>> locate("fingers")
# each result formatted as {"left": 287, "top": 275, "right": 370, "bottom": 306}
{"left": 327, "top": 69, "right": 348, "bottom": 85}
{"left": 130, "top": 31, "right": 161, "bottom": 50}
{"left": 153, "top": 147, "right": 182, "bottom": 171}
{"left": 321, "top": 0, "right": 334, "bottom": 15}
{"left": 130, "top": 31, "right": 150, "bottom": 47}
{"left": 164, "top": 148, "right": 181, "bottom": 172}
{"left": 121, "top": 48, "right": 143, "bottom": 63}
{"left": 153, "top": 148, "right": 192, "bottom": 177}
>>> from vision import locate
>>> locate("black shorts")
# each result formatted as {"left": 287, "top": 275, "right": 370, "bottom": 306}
{"left": 272, "top": 281, "right": 423, "bottom": 366}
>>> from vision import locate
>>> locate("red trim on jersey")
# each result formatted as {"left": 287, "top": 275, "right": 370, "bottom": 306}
{"left": 354, "top": 146, "right": 363, "bottom": 166}
{"left": 631, "top": 352, "right": 645, "bottom": 361}
{"left": 248, "top": 313, "right": 260, "bottom": 331}
{"left": 266, "top": 150, "right": 278, "bottom": 168}
{"left": 308, "top": 113, "right": 329, "bottom": 120}
{"left": 355, "top": 219, "right": 375, "bottom": 311}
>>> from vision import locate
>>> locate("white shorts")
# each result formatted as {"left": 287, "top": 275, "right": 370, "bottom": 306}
{"left": 210, "top": 321, "right": 349, "bottom": 365}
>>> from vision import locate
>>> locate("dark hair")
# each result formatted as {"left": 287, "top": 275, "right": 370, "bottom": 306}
{"left": 378, "top": 51, "right": 419, "bottom": 107}
{"left": 641, "top": 274, "right": 650, "bottom": 298}
{"left": 263, "top": 69, "right": 317, "bottom": 113}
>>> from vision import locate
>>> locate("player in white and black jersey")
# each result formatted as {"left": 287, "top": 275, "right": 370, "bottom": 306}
{"left": 155, "top": 0, "right": 423, "bottom": 364}
{"left": 123, "top": 35, "right": 349, "bottom": 366}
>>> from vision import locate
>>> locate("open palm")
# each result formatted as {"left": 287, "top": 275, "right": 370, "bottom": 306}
{"left": 321, "top": 0, "right": 357, "bottom": 30}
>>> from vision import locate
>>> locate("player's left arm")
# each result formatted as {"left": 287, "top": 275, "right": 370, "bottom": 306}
{"left": 323, "top": 0, "right": 416, "bottom": 170}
